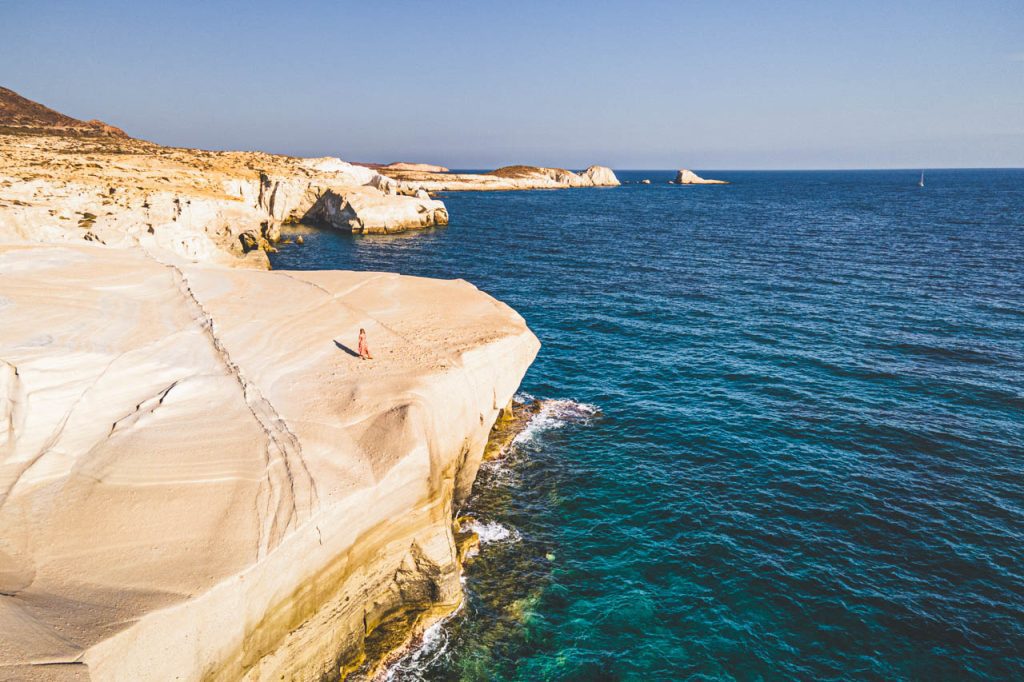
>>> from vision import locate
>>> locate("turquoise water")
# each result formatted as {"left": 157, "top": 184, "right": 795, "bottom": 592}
{"left": 271, "top": 170, "right": 1024, "bottom": 680}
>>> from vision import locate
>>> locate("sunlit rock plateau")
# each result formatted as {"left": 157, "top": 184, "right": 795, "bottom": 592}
{"left": 0, "top": 243, "right": 538, "bottom": 680}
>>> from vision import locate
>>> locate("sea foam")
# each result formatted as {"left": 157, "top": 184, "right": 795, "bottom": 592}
{"left": 513, "top": 398, "right": 601, "bottom": 445}
{"left": 383, "top": 605, "right": 462, "bottom": 681}
{"left": 466, "top": 519, "right": 522, "bottom": 544}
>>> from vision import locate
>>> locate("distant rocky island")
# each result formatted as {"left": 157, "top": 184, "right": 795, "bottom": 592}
{"left": 670, "top": 168, "right": 729, "bottom": 185}
{"left": 0, "top": 88, "right": 551, "bottom": 680}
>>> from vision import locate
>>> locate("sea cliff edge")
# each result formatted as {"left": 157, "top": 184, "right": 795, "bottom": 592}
{"left": 0, "top": 89, "right": 540, "bottom": 680}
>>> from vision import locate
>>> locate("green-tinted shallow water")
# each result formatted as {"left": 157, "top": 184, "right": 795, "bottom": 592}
{"left": 271, "top": 170, "right": 1024, "bottom": 680}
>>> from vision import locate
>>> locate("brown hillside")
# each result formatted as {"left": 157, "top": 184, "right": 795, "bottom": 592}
{"left": 0, "top": 86, "right": 128, "bottom": 137}
{"left": 488, "top": 164, "right": 573, "bottom": 178}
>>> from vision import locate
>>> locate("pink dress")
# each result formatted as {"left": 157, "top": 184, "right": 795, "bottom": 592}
{"left": 358, "top": 334, "right": 370, "bottom": 358}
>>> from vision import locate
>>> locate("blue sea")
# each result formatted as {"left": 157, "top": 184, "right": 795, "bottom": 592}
{"left": 271, "top": 169, "right": 1024, "bottom": 681}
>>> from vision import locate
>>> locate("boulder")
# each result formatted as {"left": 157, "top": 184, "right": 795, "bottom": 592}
{"left": 580, "top": 165, "right": 621, "bottom": 187}
{"left": 306, "top": 187, "right": 449, "bottom": 234}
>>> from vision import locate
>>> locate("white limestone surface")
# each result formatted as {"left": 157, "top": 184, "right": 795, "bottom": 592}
{"left": 0, "top": 243, "right": 538, "bottom": 680}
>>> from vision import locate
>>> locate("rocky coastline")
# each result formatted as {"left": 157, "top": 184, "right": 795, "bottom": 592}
{"left": 0, "top": 132, "right": 450, "bottom": 269}
{"left": 0, "top": 88, "right": 543, "bottom": 680}
{"left": 0, "top": 242, "right": 539, "bottom": 680}
{"left": 377, "top": 164, "right": 621, "bottom": 192}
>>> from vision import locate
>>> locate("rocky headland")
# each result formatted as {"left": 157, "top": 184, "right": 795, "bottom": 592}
{"left": 0, "top": 88, "right": 451, "bottom": 270}
{"left": 0, "top": 133, "right": 453, "bottom": 267}
{"left": 377, "top": 162, "right": 450, "bottom": 173}
{"left": 0, "top": 88, "right": 541, "bottom": 680}
{"left": 377, "top": 163, "right": 620, "bottom": 192}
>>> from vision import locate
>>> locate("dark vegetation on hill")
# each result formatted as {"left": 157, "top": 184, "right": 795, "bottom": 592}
{"left": 0, "top": 86, "right": 128, "bottom": 137}
{"left": 488, "top": 165, "right": 572, "bottom": 178}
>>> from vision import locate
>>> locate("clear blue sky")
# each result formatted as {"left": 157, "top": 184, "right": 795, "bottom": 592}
{"left": 2, "top": 0, "right": 1021, "bottom": 169}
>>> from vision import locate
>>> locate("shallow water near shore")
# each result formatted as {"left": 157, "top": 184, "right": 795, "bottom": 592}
{"left": 271, "top": 169, "right": 1024, "bottom": 680}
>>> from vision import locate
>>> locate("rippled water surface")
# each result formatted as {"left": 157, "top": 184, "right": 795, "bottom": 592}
{"left": 271, "top": 170, "right": 1024, "bottom": 680}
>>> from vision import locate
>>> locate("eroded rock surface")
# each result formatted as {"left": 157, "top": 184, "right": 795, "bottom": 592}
{"left": 0, "top": 86, "right": 449, "bottom": 264}
{"left": 0, "top": 87, "right": 538, "bottom": 680}
{"left": 0, "top": 133, "right": 449, "bottom": 264}
{"left": 0, "top": 243, "right": 538, "bottom": 680}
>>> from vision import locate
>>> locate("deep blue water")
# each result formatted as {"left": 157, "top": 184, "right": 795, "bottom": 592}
{"left": 271, "top": 170, "right": 1024, "bottom": 681}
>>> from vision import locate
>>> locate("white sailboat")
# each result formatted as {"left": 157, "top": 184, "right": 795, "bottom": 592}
{"left": 918, "top": 171, "right": 925, "bottom": 187}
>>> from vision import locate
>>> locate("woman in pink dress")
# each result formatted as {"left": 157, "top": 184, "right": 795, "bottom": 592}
{"left": 357, "top": 328, "right": 373, "bottom": 360}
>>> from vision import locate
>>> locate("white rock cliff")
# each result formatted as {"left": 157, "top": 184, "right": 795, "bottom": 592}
{"left": 0, "top": 243, "right": 539, "bottom": 680}
{"left": 670, "top": 169, "right": 729, "bottom": 185}
{"left": 0, "top": 87, "right": 536, "bottom": 680}
{"left": 0, "top": 132, "right": 449, "bottom": 271}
